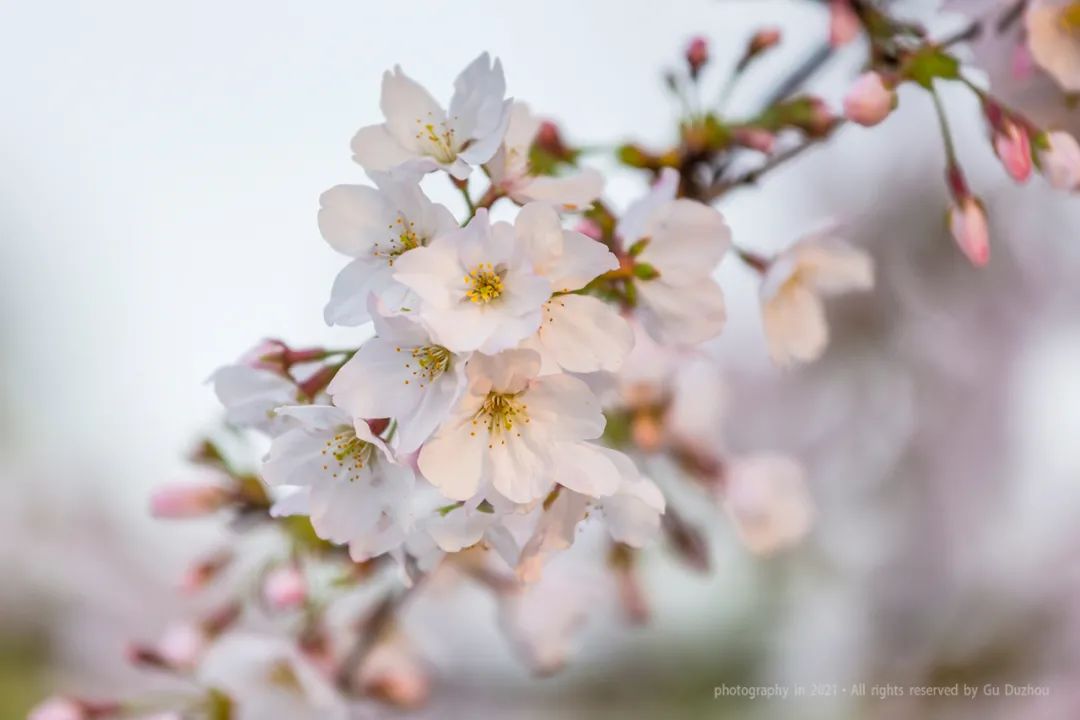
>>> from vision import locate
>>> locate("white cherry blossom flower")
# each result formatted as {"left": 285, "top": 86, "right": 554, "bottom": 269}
{"left": 319, "top": 170, "right": 457, "bottom": 326}
{"left": 759, "top": 231, "right": 874, "bottom": 366}
{"left": 392, "top": 209, "right": 551, "bottom": 353}
{"left": 721, "top": 454, "right": 814, "bottom": 555}
{"left": 486, "top": 102, "right": 603, "bottom": 210}
{"left": 328, "top": 301, "right": 468, "bottom": 454}
{"left": 262, "top": 406, "right": 415, "bottom": 562}
{"left": 511, "top": 202, "right": 631, "bottom": 374}
{"left": 209, "top": 364, "right": 300, "bottom": 437}
{"left": 617, "top": 168, "right": 732, "bottom": 344}
{"left": 351, "top": 53, "right": 512, "bottom": 179}
{"left": 417, "top": 349, "right": 607, "bottom": 504}
{"left": 1026, "top": 0, "right": 1080, "bottom": 93}
{"left": 197, "top": 633, "right": 348, "bottom": 720}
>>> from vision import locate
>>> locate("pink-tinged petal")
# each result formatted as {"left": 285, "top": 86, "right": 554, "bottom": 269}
{"left": 489, "top": 432, "right": 551, "bottom": 503}
{"left": 391, "top": 241, "right": 461, "bottom": 310}
{"left": 761, "top": 281, "right": 828, "bottom": 366}
{"left": 517, "top": 490, "right": 589, "bottom": 582}
{"left": 467, "top": 348, "right": 541, "bottom": 392}
{"left": 536, "top": 295, "right": 633, "bottom": 373}
{"left": 526, "top": 373, "right": 605, "bottom": 441}
{"left": 350, "top": 123, "right": 417, "bottom": 174}
{"left": 723, "top": 454, "right": 814, "bottom": 555}
{"left": 417, "top": 419, "right": 485, "bottom": 500}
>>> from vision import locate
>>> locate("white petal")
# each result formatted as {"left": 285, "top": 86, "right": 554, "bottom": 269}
{"left": 552, "top": 441, "right": 621, "bottom": 497}
{"left": 395, "top": 360, "right": 467, "bottom": 454}
{"left": 723, "top": 454, "right": 814, "bottom": 555}
{"left": 792, "top": 236, "right": 874, "bottom": 296}
{"left": 536, "top": 294, "right": 633, "bottom": 373}
{"left": 468, "top": 348, "right": 541, "bottom": 392}
{"left": 638, "top": 199, "right": 731, "bottom": 284}
{"left": 324, "top": 257, "right": 392, "bottom": 326}
{"left": 615, "top": 167, "right": 680, "bottom": 241}
{"left": 637, "top": 277, "right": 727, "bottom": 345}
{"left": 327, "top": 338, "right": 421, "bottom": 421}
{"left": 350, "top": 123, "right": 417, "bottom": 174}
{"left": 380, "top": 66, "right": 447, "bottom": 153}
{"left": 514, "top": 168, "right": 604, "bottom": 212}
{"left": 273, "top": 404, "right": 352, "bottom": 431}
{"left": 449, "top": 53, "right": 510, "bottom": 163}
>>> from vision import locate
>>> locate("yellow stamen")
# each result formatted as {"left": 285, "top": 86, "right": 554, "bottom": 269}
{"left": 464, "top": 262, "right": 504, "bottom": 304}
{"left": 1060, "top": 2, "right": 1080, "bottom": 33}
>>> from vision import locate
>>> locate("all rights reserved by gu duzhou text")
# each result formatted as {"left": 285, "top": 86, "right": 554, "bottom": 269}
{"left": 713, "top": 683, "right": 1052, "bottom": 701}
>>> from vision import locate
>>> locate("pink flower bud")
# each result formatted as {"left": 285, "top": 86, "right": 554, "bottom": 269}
{"left": 263, "top": 564, "right": 307, "bottom": 611}
{"left": 1038, "top": 131, "right": 1080, "bottom": 191}
{"left": 240, "top": 338, "right": 289, "bottom": 371}
{"left": 948, "top": 197, "right": 990, "bottom": 267}
{"left": 733, "top": 127, "right": 776, "bottom": 154}
{"left": 993, "top": 120, "right": 1033, "bottom": 183}
{"left": 829, "top": 0, "right": 861, "bottom": 47}
{"left": 685, "top": 36, "right": 709, "bottom": 78}
{"left": 150, "top": 484, "right": 229, "bottom": 518}
{"left": 843, "top": 72, "right": 896, "bottom": 127}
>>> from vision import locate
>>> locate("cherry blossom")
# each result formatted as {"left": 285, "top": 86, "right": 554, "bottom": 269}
{"left": 327, "top": 300, "right": 468, "bottom": 453}
{"left": 486, "top": 102, "right": 604, "bottom": 210}
{"left": 262, "top": 406, "right": 415, "bottom": 562}
{"left": 392, "top": 209, "right": 551, "bottom": 353}
{"left": 319, "top": 170, "right": 457, "bottom": 326}
{"left": 417, "top": 349, "right": 609, "bottom": 504}
{"left": 721, "top": 454, "right": 815, "bottom": 555}
{"left": 759, "top": 231, "right": 874, "bottom": 366}
{"left": 617, "top": 168, "right": 732, "bottom": 344}
{"left": 351, "top": 53, "right": 512, "bottom": 179}
{"left": 1038, "top": 130, "right": 1080, "bottom": 190}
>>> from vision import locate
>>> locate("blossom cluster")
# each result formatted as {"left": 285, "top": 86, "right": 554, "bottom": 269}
{"left": 31, "top": 1, "right": 1079, "bottom": 717}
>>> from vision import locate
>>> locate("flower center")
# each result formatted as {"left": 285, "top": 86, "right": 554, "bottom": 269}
{"left": 1060, "top": 2, "right": 1080, "bottom": 33}
{"left": 414, "top": 114, "right": 458, "bottom": 163}
{"left": 399, "top": 344, "right": 451, "bottom": 387}
{"left": 471, "top": 390, "right": 529, "bottom": 444}
{"left": 464, "top": 263, "right": 505, "bottom": 304}
{"left": 321, "top": 429, "right": 375, "bottom": 482}
{"left": 374, "top": 215, "right": 422, "bottom": 266}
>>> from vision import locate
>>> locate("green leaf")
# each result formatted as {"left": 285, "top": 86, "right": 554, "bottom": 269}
{"left": 905, "top": 48, "right": 960, "bottom": 89}
{"left": 632, "top": 262, "right": 660, "bottom": 280}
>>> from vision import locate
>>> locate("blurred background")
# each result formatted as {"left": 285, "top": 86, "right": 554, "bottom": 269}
{"left": 2, "top": 0, "right": 1080, "bottom": 717}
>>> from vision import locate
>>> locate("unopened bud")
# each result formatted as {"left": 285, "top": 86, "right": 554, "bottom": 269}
{"left": 992, "top": 119, "right": 1033, "bottom": 183}
{"left": 829, "top": 0, "right": 861, "bottom": 47}
{"left": 843, "top": 71, "right": 897, "bottom": 127}
{"left": 180, "top": 550, "right": 233, "bottom": 594}
{"left": 534, "top": 120, "right": 572, "bottom": 161}
{"left": 685, "top": 36, "right": 709, "bottom": 79}
{"left": 948, "top": 196, "right": 990, "bottom": 267}
{"left": 263, "top": 564, "right": 308, "bottom": 611}
{"left": 732, "top": 127, "right": 776, "bottom": 154}
{"left": 150, "top": 484, "right": 229, "bottom": 519}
